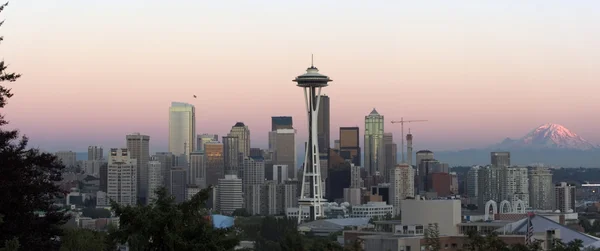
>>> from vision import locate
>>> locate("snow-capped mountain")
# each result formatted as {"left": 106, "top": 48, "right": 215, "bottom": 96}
{"left": 492, "top": 123, "right": 597, "bottom": 151}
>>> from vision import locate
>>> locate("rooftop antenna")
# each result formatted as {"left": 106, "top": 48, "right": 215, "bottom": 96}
{"left": 311, "top": 54, "right": 314, "bottom": 67}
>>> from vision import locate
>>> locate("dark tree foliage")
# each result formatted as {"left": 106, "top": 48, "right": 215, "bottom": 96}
{"left": 59, "top": 228, "right": 107, "bottom": 251}
{"left": 465, "top": 230, "right": 585, "bottom": 251}
{"left": 0, "top": 2, "right": 70, "bottom": 250}
{"left": 81, "top": 208, "right": 112, "bottom": 219}
{"left": 109, "top": 186, "right": 239, "bottom": 251}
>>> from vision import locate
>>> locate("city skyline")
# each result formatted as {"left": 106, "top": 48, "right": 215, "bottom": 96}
{"left": 3, "top": 1, "right": 600, "bottom": 152}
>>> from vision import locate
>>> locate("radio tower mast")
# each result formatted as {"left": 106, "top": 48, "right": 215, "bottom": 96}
{"left": 294, "top": 56, "right": 332, "bottom": 223}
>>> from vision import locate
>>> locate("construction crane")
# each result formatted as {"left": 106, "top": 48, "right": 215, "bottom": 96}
{"left": 390, "top": 118, "right": 428, "bottom": 163}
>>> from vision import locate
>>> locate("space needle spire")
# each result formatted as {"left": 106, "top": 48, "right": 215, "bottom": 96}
{"left": 293, "top": 57, "right": 332, "bottom": 223}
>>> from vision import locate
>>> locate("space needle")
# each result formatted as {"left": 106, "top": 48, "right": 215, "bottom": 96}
{"left": 293, "top": 57, "right": 332, "bottom": 223}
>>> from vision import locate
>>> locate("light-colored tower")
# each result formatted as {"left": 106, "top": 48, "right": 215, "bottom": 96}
{"left": 222, "top": 136, "right": 240, "bottom": 176}
{"left": 88, "top": 146, "right": 104, "bottom": 160}
{"left": 126, "top": 133, "right": 150, "bottom": 204}
{"left": 107, "top": 148, "right": 137, "bottom": 206}
{"left": 229, "top": 122, "right": 250, "bottom": 157}
{"left": 555, "top": 182, "right": 575, "bottom": 213}
{"left": 55, "top": 151, "right": 77, "bottom": 168}
{"left": 293, "top": 60, "right": 331, "bottom": 222}
{"left": 406, "top": 131, "right": 413, "bottom": 167}
{"left": 218, "top": 174, "right": 243, "bottom": 215}
{"left": 364, "top": 109, "right": 385, "bottom": 176}
{"left": 390, "top": 164, "right": 414, "bottom": 215}
{"left": 147, "top": 160, "right": 163, "bottom": 204}
{"left": 529, "top": 166, "right": 554, "bottom": 210}
{"left": 500, "top": 166, "right": 529, "bottom": 208}
{"left": 189, "top": 151, "right": 206, "bottom": 188}
{"left": 169, "top": 102, "right": 196, "bottom": 159}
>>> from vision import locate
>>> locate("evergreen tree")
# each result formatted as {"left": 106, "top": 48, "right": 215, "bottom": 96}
{"left": 109, "top": 186, "right": 239, "bottom": 251}
{"left": 0, "top": 2, "right": 70, "bottom": 250}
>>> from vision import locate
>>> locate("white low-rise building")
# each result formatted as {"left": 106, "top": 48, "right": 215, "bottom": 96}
{"left": 350, "top": 202, "right": 393, "bottom": 218}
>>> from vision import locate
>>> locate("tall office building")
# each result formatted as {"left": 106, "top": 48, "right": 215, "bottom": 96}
{"left": 491, "top": 152, "right": 510, "bottom": 167}
{"left": 189, "top": 151, "right": 206, "bottom": 187}
{"left": 197, "top": 134, "right": 218, "bottom": 152}
{"left": 88, "top": 146, "right": 104, "bottom": 160}
{"left": 242, "top": 157, "right": 265, "bottom": 192}
{"left": 466, "top": 166, "right": 480, "bottom": 204}
{"left": 390, "top": 164, "right": 414, "bottom": 215}
{"left": 418, "top": 159, "right": 440, "bottom": 193}
{"left": 147, "top": 160, "right": 162, "bottom": 204}
{"left": 107, "top": 148, "right": 137, "bottom": 206}
{"left": 205, "top": 142, "right": 224, "bottom": 186}
{"left": 339, "top": 127, "right": 361, "bottom": 166}
{"left": 152, "top": 152, "right": 174, "bottom": 189}
{"left": 555, "top": 182, "right": 575, "bottom": 213}
{"left": 272, "top": 129, "right": 297, "bottom": 179}
{"left": 317, "top": 95, "right": 330, "bottom": 153}
{"left": 364, "top": 109, "right": 384, "bottom": 176}
{"left": 529, "top": 167, "right": 554, "bottom": 210}
{"left": 169, "top": 102, "right": 196, "bottom": 158}
{"left": 271, "top": 116, "right": 293, "bottom": 131}
{"left": 272, "top": 164, "right": 290, "bottom": 184}
{"left": 218, "top": 175, "right": 243, "bottom": 215}
{"left": 383, "top": 133, "right": 397, "bottom": 181}
{"left": 415, "top": 150, "right": 434, "bottom": 169}
{"left": 229, "top": 122, "right": 250, "bottom": 157}
{"left": 126, "top": 133, "right": 150, "bottom": 204}
{"left": 170, "top": 167, "right": 187, "bottom": 203}
{"left": 222, "top": 136, "right": 240, "bottom": 176}
{"left": 55, "top": 151, "right": 77, "bottom": 168}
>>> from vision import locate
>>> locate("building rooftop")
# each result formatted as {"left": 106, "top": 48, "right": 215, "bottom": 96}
{"left": 496, "top": 214, "right": 599, "bottom": 246}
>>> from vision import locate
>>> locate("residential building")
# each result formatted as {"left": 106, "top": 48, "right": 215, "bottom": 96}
{"left": 466, "top": 166, "right": 479, "bottom": 204}
{"left": 390, "top": 164, "right": 414, "bottom": 215}
{"left": 88, "top": 146, "right": 104, "bottom": 160}
{"left": 147, "top": 160, "right": 162, "bottom": 204}
{"left": 56, "top": 151, "right": 77, "bottom": 168}
{"left": 529, "top": 167, "right": 554, "bottom": 210}
{"left": 218, "top": 175, "right": 243, "bottom": 215}
{"left": 555, "top": 182, "right": 576, "bottom": 213}
{"left": 272, "top": 164, "right": 289, "bottom": 184}
{"left": 107, "top": 148, "right": 137, "bottom": 206}
{"left": 242, "top": 157, "right": 265, "bottom": 192}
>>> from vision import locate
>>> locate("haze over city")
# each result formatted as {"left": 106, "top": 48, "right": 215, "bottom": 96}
{"left": 2, "top": 0, "right": 599, "bottom": 152}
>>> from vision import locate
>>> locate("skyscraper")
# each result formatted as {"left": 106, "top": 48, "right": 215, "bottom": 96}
{"left": 169, "top": 102, "right": 196, "bottom": 158}
{"left": 222, "top": 136, "right": 240, "bottom": 176}
{"left": 491, "top": 152, "right": 510, "bottom": 167}
{"left": 339, "top": 127, "right": 361, "bottom": 167}
{"left": 147, "top": 160, "right": 162, "bottom": 204}
{"left": 406, "top": 132, "right": 413, "bottom": 167}
{"left": 529, "top": 167, "right": 554, "bottom": 210}
{"left": 242, "top": 156, "right": 265, "bottom": 192}
{"left": 189, "top": 151, "right": 206, "bottom": 187}
{"left": 466, "top": 166, "right": 480, "bottom": 205}
{"left": 383, "top": 132, "right": 397, "bottom": 180}
{"left": 107, "top": 148, "right": 137, "bottom": 206}
{"left": 170, "top": 167, "right": 187, "bottom": 203}
{"left": 272, "top": 129, "right": 297, "bottom": 180}
{"left": 229, "top": 122, "right": 250, "bottom": 158}
{"left": 271, "top": 116, "right": 293, "bottom": 131}
{"left": 126, "top": 133, "right": 150, "bottom": 204}
{"left": 205, "top": 142, "right": 224, "bottom": 187}
{"left": 152, "top": 152, "right": 174, "bottom": 189}
{"left": 364, "top": 109, "right": 384, "bottom": 176}
{"left": 88, "top": 146, "right": 104, "bottom": 160}
{"left": 317, "top": 95, "right": 330, "bottom": 153}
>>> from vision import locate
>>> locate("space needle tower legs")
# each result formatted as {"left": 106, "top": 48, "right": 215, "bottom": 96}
{"left": 293, "top": 59, "right": 332, "bottom": 223}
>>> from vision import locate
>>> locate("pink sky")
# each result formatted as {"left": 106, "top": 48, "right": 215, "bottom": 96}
{"left": 1, "top": 1, "right": 599, "bottom": 152}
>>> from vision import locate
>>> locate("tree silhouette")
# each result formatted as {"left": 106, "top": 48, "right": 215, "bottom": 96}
{"left": 0, "top": 2, "right": 70, "bottom": 250}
